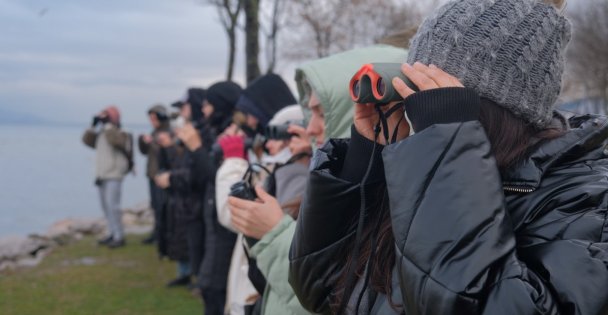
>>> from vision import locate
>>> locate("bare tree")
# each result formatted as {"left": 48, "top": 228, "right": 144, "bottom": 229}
{"left": 260, "top": 0, "right": 286, "bottom": 73}
{"left": 281, "top": 0, "right": 422, "bottom": 60}
{"left": 564, "top": 0, "right": 608, "bottom": 106}
{"left": 206, "top": 0, "right": 243, "bottom": 81}
{"left": 244, "top": 0, "right": 261, "bottom": 83}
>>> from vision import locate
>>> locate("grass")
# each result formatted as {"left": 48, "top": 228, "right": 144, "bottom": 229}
{"left": 0, "top": 234, "right": 203, "bottom": 315}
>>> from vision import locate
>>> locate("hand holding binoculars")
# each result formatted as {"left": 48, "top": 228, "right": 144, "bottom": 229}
{"left": 349, "top": 63, "right": 419, "bottom": 104}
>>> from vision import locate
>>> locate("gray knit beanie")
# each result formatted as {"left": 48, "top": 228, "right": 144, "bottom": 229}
{"left": 407, "top": 0, "right": 571, "bottom": 128}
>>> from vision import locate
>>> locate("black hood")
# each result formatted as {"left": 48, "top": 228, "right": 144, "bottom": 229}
{"left": 236, "top": 73, "right": 296, "bottom": 128}
{"left": 206, "top": 81, "right": 242, "bottom": 130}
{"left": 187, "top": 87, "right": 206, "bottom": 124}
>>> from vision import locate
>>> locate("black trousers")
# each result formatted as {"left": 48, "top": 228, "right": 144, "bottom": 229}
{"left": 148, "top": 178, "right": 166, "bottom": 238}
{"left": 186, "top": 219, "right": 205, "bottom": 276}
{"left": 202, "top": 289, "right": 226, "bottom": 315}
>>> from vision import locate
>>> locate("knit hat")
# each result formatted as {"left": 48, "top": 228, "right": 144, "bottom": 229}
{"left": 268, "top": 105, "right": 304, "bottom": 126}
{"left": 104, "top": 106, "right": 120, "bottom": 126}
{"left": 236, "top": 73, "right": 297, "bottom": 128}
{"left": 407, "top": 0, "right": 571, "bottom": 128}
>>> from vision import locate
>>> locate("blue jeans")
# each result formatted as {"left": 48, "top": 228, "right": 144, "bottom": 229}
{"left": 98, "top": 179, "right": 124, "bottom": 240}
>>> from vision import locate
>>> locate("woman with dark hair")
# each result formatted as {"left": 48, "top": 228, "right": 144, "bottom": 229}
{"left": 289, "top": 0, "right": 608, "bottom": 314}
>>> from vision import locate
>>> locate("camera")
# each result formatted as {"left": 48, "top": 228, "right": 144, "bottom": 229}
{"left": 264, "top": 121, "right": 304, "bottom": 140}
{"left": 229, "top": 180, "right": 257, "bottom": 201}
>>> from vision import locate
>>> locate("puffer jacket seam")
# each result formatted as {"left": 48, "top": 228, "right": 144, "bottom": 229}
{"left": 540, "top": 119, "right": 608, "bottom": 177}
{"left": 398, "top": 123, "right": 463, "bottom": 258}
{"left": 396, "top": 245, "right": 480, "bottom": 303}
{"left": 290, "top": 230, "right": 356, "bottom": 261}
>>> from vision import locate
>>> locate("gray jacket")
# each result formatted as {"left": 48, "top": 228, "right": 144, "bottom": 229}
{"left": 82, "top": 124, "right": 129, "bottom": 180}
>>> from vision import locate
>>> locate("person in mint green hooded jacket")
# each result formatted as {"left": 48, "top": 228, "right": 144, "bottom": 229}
{"left": 296, "top": 45, "right": 408, "bottom": 146}
{"left": 228, "top": 44, "right": 408, "bottom": 315}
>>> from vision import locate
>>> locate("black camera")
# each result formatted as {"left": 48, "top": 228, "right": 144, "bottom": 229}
{"left": 264, "top": 121, "right": 304, "bottom": 140}
{"left": 229, "top": 180, "right": 257, "bottom": 201}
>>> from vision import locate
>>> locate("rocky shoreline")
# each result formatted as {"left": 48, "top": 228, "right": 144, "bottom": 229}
{"left": 0, "top": 202, "right": 153, "bottom": 271}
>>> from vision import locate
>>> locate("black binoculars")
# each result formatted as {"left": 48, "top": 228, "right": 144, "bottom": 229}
{"left": 264, "top": 121, "right": 304, "bottom": 140}
{"left": 349, "top": 63, "right": 418, "bottom": 104}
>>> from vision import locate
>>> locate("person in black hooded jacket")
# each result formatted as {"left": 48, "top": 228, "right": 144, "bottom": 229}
{"left": 289, "top": 1, "right": 608, "bottom": 314}
{"left": 155, "top": 87, "right": 208, "bottom": 288}
{"left": 195, "top": 81, "right": 243, "bottom": 315}
{"left": 235, "top": 73, "right": 298, "bottom": 134}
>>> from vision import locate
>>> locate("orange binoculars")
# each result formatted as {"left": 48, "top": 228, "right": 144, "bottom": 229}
{"left": 349, "top": 63, "right": 418, "bottom": 104}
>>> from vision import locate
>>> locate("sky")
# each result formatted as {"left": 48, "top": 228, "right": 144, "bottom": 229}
{"left": 0, "top": 0, "right": 258, "bottom": 125}
{"left": 0, "top": 0, "right": 586, "bottom": 126}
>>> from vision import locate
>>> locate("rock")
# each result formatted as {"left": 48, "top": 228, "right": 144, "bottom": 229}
{"left": 0, "top": 201, "right": 153, "bottom": 272}
{"left": 123, "top": 225, "right": 152, "bottom": 235}
{"left": 46, "top": 218, "right": 106, "bottom": 245}
{"left": 121, "top": 202, "right": 154, "bottom": 227}
{"left": 0, "top": 235, "right": 53, "bottom": 271}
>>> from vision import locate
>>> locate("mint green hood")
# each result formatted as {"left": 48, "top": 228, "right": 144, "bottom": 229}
{"left": 295, "top": 45, "right": 408, "bottom": 139}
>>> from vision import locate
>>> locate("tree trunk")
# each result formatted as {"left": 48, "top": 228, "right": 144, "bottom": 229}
{"left": 226, "top": 28, "right": 236, "bottom": 81}
{"left": 245, "top": 0, "right": 261, "bottom": 83}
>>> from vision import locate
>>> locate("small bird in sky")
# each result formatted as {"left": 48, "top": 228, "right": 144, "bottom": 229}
{"left": 39, "top": 8, "right": 49, "bottom": 17}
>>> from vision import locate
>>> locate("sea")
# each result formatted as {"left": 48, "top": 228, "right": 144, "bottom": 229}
{"left": 0, "top": 123, "right": 149, "bottom": 237}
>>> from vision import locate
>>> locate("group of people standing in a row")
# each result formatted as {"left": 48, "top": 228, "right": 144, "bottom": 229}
{"left": 82, "top": 0, "right": 608, "bottom": 314}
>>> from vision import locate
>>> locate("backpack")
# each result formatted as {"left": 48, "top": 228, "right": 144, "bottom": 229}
{"left": 118, "top": 131, "right": 135, "bottom": 174}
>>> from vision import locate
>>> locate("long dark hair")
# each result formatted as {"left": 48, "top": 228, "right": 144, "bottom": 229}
{"left": 330, "top": 99, "right": 566, "bottom": 313}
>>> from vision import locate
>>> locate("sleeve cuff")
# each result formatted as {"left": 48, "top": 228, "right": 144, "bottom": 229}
{"left": 404, "top": 87, "right": 481, "bottom": 133}
{"left": 249, "top": 215, "right": 294, "bottom": 258}
{"left": 339, "top": 125, "right": 385, "bottom": 184}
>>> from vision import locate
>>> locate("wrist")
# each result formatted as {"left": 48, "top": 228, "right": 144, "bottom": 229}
{"left": 339, "top": 125, "right": 385, "bottom": 183}
{"left": 404, "top": 87, "right": 480, "bottom": 133}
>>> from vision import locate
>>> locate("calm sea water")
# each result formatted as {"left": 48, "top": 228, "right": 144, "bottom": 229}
{"left": 0, "top": 123, "right": 149, "bottom": 237}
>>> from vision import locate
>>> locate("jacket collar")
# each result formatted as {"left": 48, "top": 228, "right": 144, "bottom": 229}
{"left": 502, "top": 114, "right": 608, "bottom": 191}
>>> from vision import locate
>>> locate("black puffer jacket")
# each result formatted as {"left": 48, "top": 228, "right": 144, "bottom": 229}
{"left": 289, "top": 88, "right": 608, "bottom": 315}
{"left": 198, "top": 124, "right": 238, "bottom": 291}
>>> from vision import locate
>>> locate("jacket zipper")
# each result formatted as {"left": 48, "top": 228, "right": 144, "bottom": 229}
{"left": 503, "top": 185, "right": 535, "bottom": 193}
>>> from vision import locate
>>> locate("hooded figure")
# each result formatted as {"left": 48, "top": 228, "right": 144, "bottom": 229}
{"left": 186, "top": 87, "right": 207, "bottom": 125}
{"left": 198, "top": 81, "right": 243, "bottom": 315}
{"left": 295, "top": 45, "right": 408, "bottom": 141}
{"left": 236, "top": 73, "right": 297, "bottom": 129}
{"left": 205, "top": 81, "right": 242, "bottom": 134}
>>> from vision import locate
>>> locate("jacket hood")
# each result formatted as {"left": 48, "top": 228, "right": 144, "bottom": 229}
{"left": 503, "top": 114, "right": 608, "bottom": 190}
{"left": 295, "top": 45, "right": 408, "bottom": 139}
{"left": 206, "top": 81, "right": 242, "bottom": 128}
{"left": 236, "top": 73, "right": 297, "bottom": 128}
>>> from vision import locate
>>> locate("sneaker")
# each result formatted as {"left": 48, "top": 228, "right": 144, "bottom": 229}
{"left": 166, "top": 275, "right": 191, "bottom": 288}
{"left": 97, "top": 236, "right": 113, "bottom": 246}
{"left": 107, "top": 239, "right": 126, "bottom": 249}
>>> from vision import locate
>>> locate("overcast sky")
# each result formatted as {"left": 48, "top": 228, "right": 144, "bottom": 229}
{"left": 1, "top": 0, "right": 585, "bottom": 125}
{"left": 0, "top": 0, "right": 263, "bottom": 125}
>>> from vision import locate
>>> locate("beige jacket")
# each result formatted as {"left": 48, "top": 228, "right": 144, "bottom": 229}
{"left": 82, "top": 124, "right": 129, "bottom": 180}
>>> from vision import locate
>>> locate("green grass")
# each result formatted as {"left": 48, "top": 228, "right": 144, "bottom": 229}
{"left": 0, "top": 235, "right": 203, "bottom": 315}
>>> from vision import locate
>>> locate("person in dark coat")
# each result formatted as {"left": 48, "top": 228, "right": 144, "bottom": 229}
{"left": 197, "top": 81, "right": 243, "bottom": 315}
{"left": 139, "top": 104, "right": 170, "bottom": 244}
{"left": 289, "top": 0, "right": 608, "bottom": 314}
{"left": 155, "top": 87, "right": 208, "bottom": 288}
